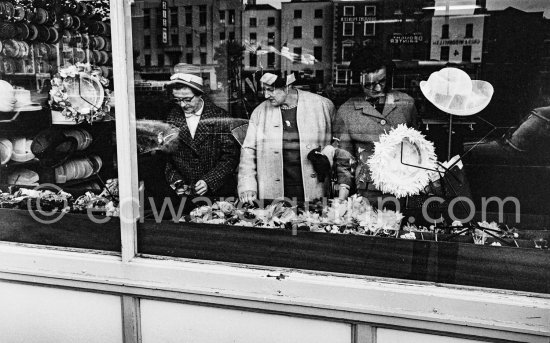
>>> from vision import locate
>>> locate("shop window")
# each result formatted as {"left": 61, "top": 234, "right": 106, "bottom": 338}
{"left": 249, "top": 52, "right": 257, "bottom": 67}
{"left": 343, "top": 6, "right": 354, "bottom": 16}
{"left": 465, "top": 23, "right": 473, "bottom": 38}
{"left": 343, "top": 22, "right": 354, "bottom": 36}
{"left": 199, "top": 5, "right": 207, "bottom": 27}
{"left": 249, "top": 18, "right": 257, "bottom": 28}
{"left": 185, "top": 6, "right": 192, "bottom": 26}
{"left": 170, "top": 7, "right": 178, "bottom": 27}
{"left": 440, "top": 46, "right": 450, "bottom": 61}
{"left": 365, "top": 5, "right": 376, "bottom": 16}
{"left": 293, "top": 26, "right": 302, "bottom": 39}
{"left": 314, "top": 9, "right": 323, "bottom": 19}
{"left": 364, "top": 22, "right": 375, "bottom": 36}
{"left": 442, "top": 24, "right": 449, "bottom": 39}
{"left": 267, "top": 52, "right": 275, "bottom": 68}
{"left": 314, "top": 46, "right": 322, "bottom": 62}
{"left": 144, "top": 8, "right": 151, "bottom": 29}
{"left": 294, "top": 10, "right": 302, "bottom": 19}
{"left": 314, "top": 26, "right": 323, "bottom": 39}
{"left": 268, "top": 32, "right": 275, "bottom": 45}
{"left": 219, "top": 10, "right": 225, "bottom": 24}
{"left": 268, "top": 17, "right": 275, "bottom": 26}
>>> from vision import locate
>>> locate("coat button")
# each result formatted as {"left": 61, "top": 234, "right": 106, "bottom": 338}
{"left": 310, "top": 173, "right": 317, "bottom": 178}
{"left": 275, "top": 178, "right": 280, "bottom": 182}
{"left": 380, "top": 119, "right": 387, "bottom": 125}
{"left": 306, "top": 144, "right": 313, "bottom": 149}
{"left": 274, "top": 151, "right": 279, "bottom": 154}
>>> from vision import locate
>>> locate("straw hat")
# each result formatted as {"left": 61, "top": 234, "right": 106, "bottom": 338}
{"left": 420, "top": 67, "right": 494, "bottom": 116}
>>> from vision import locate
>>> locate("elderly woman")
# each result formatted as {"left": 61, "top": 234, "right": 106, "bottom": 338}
{"left": 238, "top": 72, "right": 335, "bottom": 203}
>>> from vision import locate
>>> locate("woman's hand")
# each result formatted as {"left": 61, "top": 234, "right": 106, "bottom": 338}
{"left": 194, "top": 180, "right": 208, "bottom": 195}
{"left": 337, "top": 184, "right": 350, "bottom": 203}
{"left": 239, "top": 190, "right": 257, "bottom": 204}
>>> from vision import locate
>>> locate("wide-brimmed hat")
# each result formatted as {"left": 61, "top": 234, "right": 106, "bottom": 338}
{"left": 260, "top": 72, "right": 296, "bottom": 88}
{"left": 420, "top": 67, "right": 493, "bottom": 116}
{"left": 167, "top": 73, "right": 204, "bottom": 94}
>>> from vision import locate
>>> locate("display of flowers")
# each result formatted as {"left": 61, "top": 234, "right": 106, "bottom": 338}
{"left": 50, "top": 63, "right": 113, "bottom": 124}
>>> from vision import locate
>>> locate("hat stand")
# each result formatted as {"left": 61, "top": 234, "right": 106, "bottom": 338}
{"left": 398, "top": 141, "right": 515, "bottom": 246}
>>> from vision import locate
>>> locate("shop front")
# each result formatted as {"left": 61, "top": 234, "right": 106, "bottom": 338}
{"left": 0, "top": 0, "right": 548, "bottom": 342}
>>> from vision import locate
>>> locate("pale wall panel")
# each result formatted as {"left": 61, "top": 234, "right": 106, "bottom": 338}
{"left": 0, "top": 282, "right": 123, "bottom": 343}
{"left": 377, "top": 328, "right": 488, "bottom": 343}
{"left": 141, "top": 299, "right": 351, "bottom": 343}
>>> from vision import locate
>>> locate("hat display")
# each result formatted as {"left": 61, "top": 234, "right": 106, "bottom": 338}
{"left": 10, "top": 137, "right": 35, "bottom": 162}
{"left": 0, "top": 80, "right": 16, "bottom": 112}
{"left": 367, "top": 125, "right": 437, "bottom": 198}
{"left": 0, "top": 138, "right": 13, "bottom": 165}
{"left": 31, "top": 129, "right": 77, "bottom": 167}
{"left": 167, "top": 73, "right": 204, "bottom": 94}
{"left": 420, "top": 67, "right": 494, "bottom": 116}
{"left": 7, "top": 168, "right": 39, "bottom": 186}
{"left": 13, "top": 89, "right": 41, "bottom": 112}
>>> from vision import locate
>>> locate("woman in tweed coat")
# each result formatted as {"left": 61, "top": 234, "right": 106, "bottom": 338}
{"left": 164, "top": 73, "right": 239, "bottom": 197}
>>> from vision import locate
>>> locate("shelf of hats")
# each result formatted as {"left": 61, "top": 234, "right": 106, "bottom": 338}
{"left": 0, "top": 0, "right": 118, "bottom": 224}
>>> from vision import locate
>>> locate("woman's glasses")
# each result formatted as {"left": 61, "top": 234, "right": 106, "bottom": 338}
{"left": 363, "top": 78, "right": 386, "bottom": 90}
{"left": 172, "top": 96, "right": 195, "bottom": 104}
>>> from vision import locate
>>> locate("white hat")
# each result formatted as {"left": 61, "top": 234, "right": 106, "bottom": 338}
{"left": 10, "top": 137, "right": 35, "bottom": 162}
{"left": 420, "top": 67, "right": 494, "bottom": 116}
{"left": 167, "top": 73, "right": 204, "bottom": 94}
{"left": 13, "top": 89, "right": 41, "bottom": 112}
{"left": 0, "top": 80, "right": 16, "bottom": 113}
{"left": 7, "top": 168, "right": 39, "bottom": 186}
{"left": 0, "top": 138, "right": 13, "bottom": 165}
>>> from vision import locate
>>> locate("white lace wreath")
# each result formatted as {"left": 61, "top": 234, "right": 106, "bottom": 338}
{"left": 367, "top": 125, "right": 437, "bottom": 198}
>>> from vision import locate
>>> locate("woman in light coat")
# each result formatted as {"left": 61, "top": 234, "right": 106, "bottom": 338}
{"left": 238, "top": 73, "right": 334, "bottom": 203}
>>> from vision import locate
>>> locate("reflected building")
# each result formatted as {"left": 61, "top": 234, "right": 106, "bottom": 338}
{"left": 280, "top": 0, "right": 334, "bottom": 87}
{"left": 131, "top": 0, "right": 243, "bottom": 91}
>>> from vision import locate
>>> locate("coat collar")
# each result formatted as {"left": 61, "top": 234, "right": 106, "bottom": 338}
{"left": 354, "top": 92, "right": 399, "bottom": 118}
{"left": 174, "top": 99, "right": 217, "bottom": 152}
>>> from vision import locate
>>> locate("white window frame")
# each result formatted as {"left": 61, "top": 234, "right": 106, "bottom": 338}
{"left": 0, "top": 3, "right": 548, "bottom": 343}
{"left": 364, "top": 22, "right": 375, "bottom": 36}
{"left": 342, "top": 43, "right": 353, "bottom": 62}
{"left": 343, "top": 6, "right": 355, "bottom": 17}
{"left": 365, "top": 5, "right": 376, "bottom": 16}
{"left": 343, "top": 22, "right": 354, "bottom": 36}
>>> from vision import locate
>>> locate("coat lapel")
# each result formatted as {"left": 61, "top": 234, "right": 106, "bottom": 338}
{"left": 382, "top": 93, "right": 398, "bottom": 118}
{"left": 192, "top": 101, "right": 215, "bottom": 146}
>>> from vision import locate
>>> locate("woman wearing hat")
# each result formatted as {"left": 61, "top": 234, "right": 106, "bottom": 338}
{"left": 164, "top": 73, "right": 240, "bottom": 197}
{"left": 238, "top": 72, "right": 335, "bottom": 203}
{"left": 332, "top": 50, "right": 419, "bottom": 206}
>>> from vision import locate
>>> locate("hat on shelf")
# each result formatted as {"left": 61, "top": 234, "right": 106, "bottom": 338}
{"left": 13, "top": 89, "right": 41, "bottom": 112}
{"left": 31, "top": 129, "right": 77, "bottom": 167}
{"left": 0, "top": 80, "right": 16, "bottom": 112}
{"left": 0, "top": 138, "right": 13, "bottom": 165}
{"left": 7, "top": 168, "right": 39, "bottom": 186}
{"left": 10, "top": 137, "right": 35, "bottom": 162}
{"left": 167, "top": 73, "right": 204, "bottom": 94}
{"left": 420, "top": 67, "right": 494, "bottom": 116}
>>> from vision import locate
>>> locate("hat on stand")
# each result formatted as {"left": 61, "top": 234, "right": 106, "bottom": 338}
{"left": 0, "top": 80, "right": 16, "bottom": 112}
{"left": 10, "top": 137, "right": 35, "bottom": 162}
{"left": 420, "top": 67, "right": 493, "bottom": 116}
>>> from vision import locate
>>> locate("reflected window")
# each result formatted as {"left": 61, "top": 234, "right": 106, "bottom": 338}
{"left": 186, "top": 33, "right": 193, "bottom": 47}
{"left": 315, "top": 9, "right": 323, "bottom": 19}
{"left": 343, "top": 6, "right": 354, "bottom": 16}
{"left": 268, "top": 16, "right": 275, "bottom": 26}
{"left": 170, "top": 7, "right": 178, "bottom": 27}
{"left": 294, "top": 10, "right": 302, "bottom": 19}
{"left": 199, "top": 5, "right": 207, "bottom": 27}
{"left": 364, "top": 22, "right": 375, "bottom": 36}
{"left": 250, "top": 18, "right": 257, "bottom": 27}
{"left": 440, "top": 46, "right": 450, "bottom": 61}
{"left": 144, "top": 8, "right": 151, "bottom": 29}
{"left": 267, "top": 52, "right": 275, "bottom": 68}
{"left": 442, "top": 24, "right": 449, "bottom": 39}
{"left": 219, "top": 10, "right": 225, "bottom": 23}
{"left": 294, "top": 26, "right": 302, "bottom": 39}
{"left": 268, "top": 32, "right": 275, "bottom": 45}
{"left": 462, "top": 45, "right": 472, "bottom": 62}
{"left": 343, "top": 22, "right": 354, "bottom": 36}
{"left": 365, "top": 5, "right": 376, "bottom": 16}
{"left": 185, "top": 6, "right": 192, "bottom": 26}
{"left": 250, "top": 32, "right": 257, "bottom": 44}
{"left": 314, "top": 46, "right": 322, "bottom": 62}
{"left": 314, "top": 26, "right": 323, "bottom": 39}
{"left": 465, "top": 23, "right": 474, "bottom": 38}
{"left": 250, "top": 52, "right": 257, "bottom": 67}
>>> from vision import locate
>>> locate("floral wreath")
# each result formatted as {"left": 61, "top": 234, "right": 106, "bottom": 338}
{"left": 367, "top": 125, "right": 437, "bottom": 198}
{"left": 50, "top": 63, "right": 113, "bottom": 124}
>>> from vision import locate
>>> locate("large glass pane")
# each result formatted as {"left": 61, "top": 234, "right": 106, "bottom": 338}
{"left": 0, "top": 0, "right": 120, "bottom": 252}
{"left": 130, "top": 0, "right": 550, "bottom": 294}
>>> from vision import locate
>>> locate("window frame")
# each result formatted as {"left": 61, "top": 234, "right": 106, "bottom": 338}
{"left": 364, "top": 22, "right": 375, "bottom": 36}
{"left": 293, "top": 26, "right": 302, "bottom": 39}
{"left": 294, "top": 9, "right": 302, "bottom": 19}
{"left": 343, "top": 22, "right": 354, "bottom": 36}
{"left": 0, "top": 3, "right": 547, "bottom": 343}
{"left": 314, "top": 25, "right": 323, "bottom": 39}
{"left": 365, "top": 5, "right": 376, "bottom": 16}
{"left": 314, "top": 9, "right": 323, "bottom": 19}
{"left": 343, "top": 6, "right": 355, "bottom": 17}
